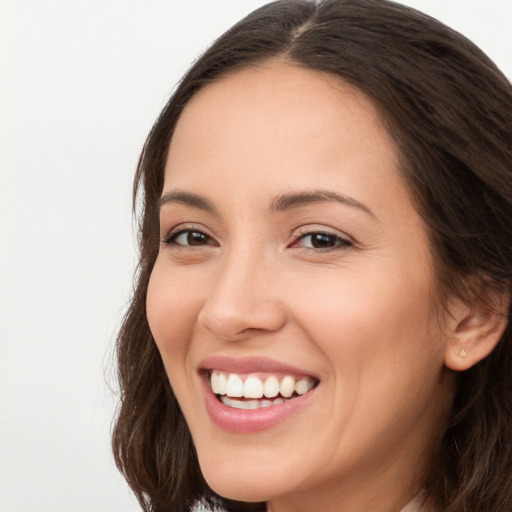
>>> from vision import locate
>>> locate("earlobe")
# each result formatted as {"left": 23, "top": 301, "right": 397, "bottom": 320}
{"left": 444, "top": 285, "right": 509, "bottom": 372}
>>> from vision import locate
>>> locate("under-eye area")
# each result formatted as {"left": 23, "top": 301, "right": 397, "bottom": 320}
{"left": 208, "top": 371, "right": 319, "bottom": 410}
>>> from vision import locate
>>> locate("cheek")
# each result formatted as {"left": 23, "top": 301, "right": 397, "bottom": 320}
{"left": 286, "top": 264, "right": 448, "bottom": 460}
{"left": 146, "top": 263, "right": 203, "bottom": 366}
{"left": 289, "top": 261, "right": 440, "bottom": 375}
{"left": 146, "top": 264, "right": 210, "bottom": 423}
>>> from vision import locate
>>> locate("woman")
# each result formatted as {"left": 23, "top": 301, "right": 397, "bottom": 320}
{"left": 112, "top": 1, "right": 512, "bottom": 511}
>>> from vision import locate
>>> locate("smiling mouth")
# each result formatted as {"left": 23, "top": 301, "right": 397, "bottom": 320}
{"left": 208, "top": 370, "right": 319, "bottom": 410}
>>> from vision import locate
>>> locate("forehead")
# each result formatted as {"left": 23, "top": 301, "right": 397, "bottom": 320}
{"left": 171, "top": 63, "right": 392, "bottom": 150}
{"left": 164, "top": 62, "right": 407, "bottom": 214}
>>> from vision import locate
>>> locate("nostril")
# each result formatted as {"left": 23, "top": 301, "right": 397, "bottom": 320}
{"left": 197, "top": 295, "right": 287, "bottom": 341}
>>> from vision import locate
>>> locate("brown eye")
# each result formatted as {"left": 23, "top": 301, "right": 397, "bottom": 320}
{"left": 294, "top": 232, "right": 352, "bottom": 250}
{"left": 308, "top": 233, "right": 336, "bottom": 249}
{"left": 165, "top": 229, "right": 213, "bottom": 246}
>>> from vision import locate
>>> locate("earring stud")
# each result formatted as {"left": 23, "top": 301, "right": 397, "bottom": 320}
{"left": 458, "top": 348, "right": 467, "bottom": 358}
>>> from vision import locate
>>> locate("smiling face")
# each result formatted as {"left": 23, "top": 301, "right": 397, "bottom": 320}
{"left": 146, "top": 63, "right": 456, "bottom": 512}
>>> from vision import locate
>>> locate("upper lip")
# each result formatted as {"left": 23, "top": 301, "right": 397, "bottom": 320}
{"left": 199, "top": 355, "right": 318, "bottom": 379}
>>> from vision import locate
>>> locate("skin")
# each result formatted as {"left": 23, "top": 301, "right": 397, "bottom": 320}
{"left": 146, "top": 63, "right": 459, "bottom": 512}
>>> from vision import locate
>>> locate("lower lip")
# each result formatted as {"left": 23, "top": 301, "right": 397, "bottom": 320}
{"left": 201, "top": 376, "right": 316, "bottom": 433}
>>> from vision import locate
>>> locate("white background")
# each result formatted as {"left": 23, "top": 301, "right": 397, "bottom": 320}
{"left": 1, "top": 1, "right": 510, "bottom": 511}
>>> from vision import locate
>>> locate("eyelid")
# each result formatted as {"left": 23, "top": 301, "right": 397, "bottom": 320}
{"left": 160, "top": 223, "right": 353, "bottom": 250}
{"left": 161, "top": 224, "right": 218, "bottom": 246}
{"left": 289, "top": 226, "right": 354, "bottom": 251}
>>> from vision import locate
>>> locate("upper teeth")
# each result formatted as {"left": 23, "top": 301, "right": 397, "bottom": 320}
{"left": 210, "top": 370, "right": 315, "bottom": 399}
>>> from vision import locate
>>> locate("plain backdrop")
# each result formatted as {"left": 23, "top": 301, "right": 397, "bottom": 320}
{"left": 1, "top": 1, "right": 511, "bottom": 511}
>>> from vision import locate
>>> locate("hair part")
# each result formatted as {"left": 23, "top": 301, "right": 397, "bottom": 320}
{"left": 113, "top": 1, "right": 512, "bottom": 510}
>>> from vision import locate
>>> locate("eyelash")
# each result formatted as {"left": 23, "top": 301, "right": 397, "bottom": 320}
{"left": 290, "top": 231, "right": 353, "bottom": 251}
{"left": 162, "top": 228, "right": 215, "bottom": 247}
{"left": 162, "top": 227, "right": 352, "bottom": 252}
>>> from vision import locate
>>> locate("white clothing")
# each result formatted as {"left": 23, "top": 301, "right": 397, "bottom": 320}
{"left": 190, "top": 492, "right": 427, "bottom": 512}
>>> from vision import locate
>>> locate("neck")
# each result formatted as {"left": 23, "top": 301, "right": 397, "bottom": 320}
{"left": 265, "top": 449, "right": 427, "bottom": 512}
{"left": 267, "top": 488, "right": 425, "bottom": 512}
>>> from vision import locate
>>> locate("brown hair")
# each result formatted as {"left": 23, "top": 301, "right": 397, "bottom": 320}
{"left": 112, "top": 1, "right": 512, "bottom": 510}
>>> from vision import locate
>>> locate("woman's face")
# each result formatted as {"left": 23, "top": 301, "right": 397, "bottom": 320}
{"left": 147, "top": 64, "right": 455, "bottom": 510}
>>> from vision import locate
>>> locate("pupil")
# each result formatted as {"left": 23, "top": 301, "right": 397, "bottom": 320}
{"left": 188, "top": 231, "right": 207, "bottom": 246}
{"left": 312, "top": 234, "right": 334, "bottom": 248}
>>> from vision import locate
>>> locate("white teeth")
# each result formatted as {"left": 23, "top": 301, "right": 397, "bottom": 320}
{"left": 210, "top": 371, "right": 317, "bottom": 401}
{"left": 295, "top": 377, "right": 314, "bottom": 395}
{"left": 244, "top": 376, "right": 264, "bottom": 398}
{"left": 211, "top": 371, "right": 219, "bottom": 393}
{"left": 216, "top": 372, "right": 227, "bottom": 395}
{"left": 220, "top": 396, "right": 261, "bottom": 410}
{"left": 220, "top": 396, "right": 233, "bottom": 408}
{"left": 226, "top": 374, "right": 244, "bottom": 397}
{"left": 280, "top": 376, "right": 295, "bottom": 398}
{"left": 210, "top": 371, "right": 227, "bottom": 395}
{"left": 245, "top": 399, "right": 260, "bottom": 410}
{"left": 263, "top": 376, "right": 280, "bottom": 398}
{"left": 220, "top": 396, "right": 291, "bottom": 409}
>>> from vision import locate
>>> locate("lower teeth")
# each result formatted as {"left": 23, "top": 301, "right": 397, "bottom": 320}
{"left": 219, "top": 395, "right": 290, "bottom": 410}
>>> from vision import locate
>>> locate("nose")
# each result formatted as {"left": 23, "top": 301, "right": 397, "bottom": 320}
{"left": 197, "top": 250, "right": 287, "bottom": 342}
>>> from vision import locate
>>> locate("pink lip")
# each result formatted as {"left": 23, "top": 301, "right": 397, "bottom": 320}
{"left": 199, "top": 356, "right": 318, "bottom": 434}
{"left": 199, "top": 355, "right": 318, "bottom": 378}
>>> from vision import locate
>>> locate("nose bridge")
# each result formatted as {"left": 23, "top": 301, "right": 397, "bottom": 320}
{"left": 198, "top": 239, "right": 285, "bottom": 340}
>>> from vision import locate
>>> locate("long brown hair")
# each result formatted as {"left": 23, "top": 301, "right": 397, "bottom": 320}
{"left": 112, "top": 1, "right": 512, "bottom": 510}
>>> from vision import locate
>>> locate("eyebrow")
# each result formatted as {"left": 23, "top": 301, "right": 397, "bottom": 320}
{"left": 270, "top": 190, "right": 375, "bottom": 217}
{"left": 157, "top": 190, "right": 217, "bottom": 214}
{"left": 157, "top": 188, "right": 375, "bottom": 218}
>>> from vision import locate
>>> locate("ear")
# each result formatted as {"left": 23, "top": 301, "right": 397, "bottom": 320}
{"left": 444, "top": 281, "right": 509, "bottom": 372}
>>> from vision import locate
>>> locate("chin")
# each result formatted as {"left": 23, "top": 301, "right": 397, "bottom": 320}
{"left": 198, "top": 456, "right": 286, "bottom": 503}
{"left": 204, "top": 476, "right": 271, "bottom": 503}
